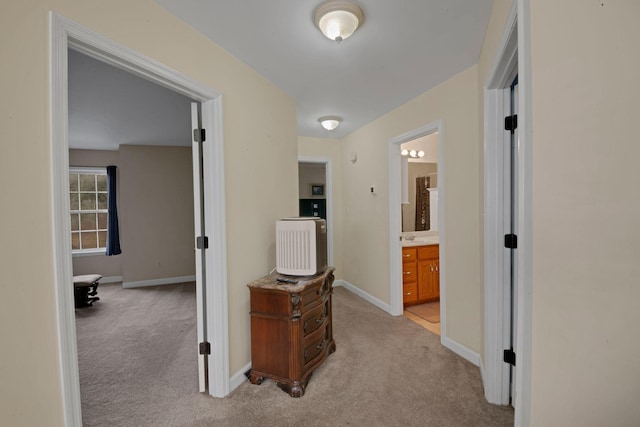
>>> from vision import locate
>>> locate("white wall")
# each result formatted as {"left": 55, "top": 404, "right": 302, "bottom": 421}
{"left": 0, "top": 2, "right": 297, "bottom": 425}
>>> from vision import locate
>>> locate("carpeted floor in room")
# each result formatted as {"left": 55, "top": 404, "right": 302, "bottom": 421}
{"left": 75, "top": 282, "right": 513, "bottom": 427}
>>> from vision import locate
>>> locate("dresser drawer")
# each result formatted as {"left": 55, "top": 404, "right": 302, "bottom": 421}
{"left": 302, "top": 301, "right": 328, "bottom": 337}
{"left": 402, "top": 263, "right": 417, "bottom": 284}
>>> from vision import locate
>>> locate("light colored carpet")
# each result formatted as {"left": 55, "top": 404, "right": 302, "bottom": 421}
{"left": 75, "top": 282, "right": 512, "bottom": 426}
{"left": 406, "top": 301, "right": 441, "bottom": 323}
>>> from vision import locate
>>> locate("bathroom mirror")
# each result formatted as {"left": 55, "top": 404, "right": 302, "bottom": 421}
{"left": 400, "top": 133, "right": 439, "bottom": 232}
{"left": 402, "top": 162, "right": 438, "bottom": 232}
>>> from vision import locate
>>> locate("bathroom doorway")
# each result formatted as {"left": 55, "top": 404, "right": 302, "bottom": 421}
{"left": 399, "top": 133, "right": 441, "bottom": 336}
{"left": 387, "top": 120, "right": 446, "bottom": 343}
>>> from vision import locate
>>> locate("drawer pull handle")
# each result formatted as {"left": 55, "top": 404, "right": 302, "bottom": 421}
{"left": 403, "top": 271, "right": 412, "bottom": 275}
{"left": 404, "top": 292, "right": 412, "bottom": 296}
{"left": 403, "top": 254, "right": 411, "bottom": 258}
{"left": 316, "top": 317, "right": 323, "bottom": 324}
{"left": 316, "top": 342, "right": 325, "bottom": 350}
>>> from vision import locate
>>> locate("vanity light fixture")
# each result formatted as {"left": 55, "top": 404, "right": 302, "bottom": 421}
{"left": 319, "top": 116, "right": 343, "bottom": 131}
{"left": 401, "top": 149, "right": 425, "bottom": 159}
{"left": 314, "top": 1, "right": 364, "bottom": 43}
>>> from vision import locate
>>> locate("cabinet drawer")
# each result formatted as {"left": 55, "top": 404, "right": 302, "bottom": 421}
{"left": 402, "top": 247, "right": 417, "bottom": 263}
{"left": 402, "top": 263, "right": 417, "bottom": 284}
{"left": 303, "top": 325, "right": 330, "bottom": 368}
{"left": 417, "top": 244, "right": 439, "bottom": 260}
{"left": 301, "top": 301, "right": 328, "bottom": 337}
{"left": 403, "top": 283, "right": 418, "bottom": 304}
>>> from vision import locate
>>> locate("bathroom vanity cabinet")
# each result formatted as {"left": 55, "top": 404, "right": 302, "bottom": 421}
{"left": 402, "top": 244, "right": 439, "bottom": 306}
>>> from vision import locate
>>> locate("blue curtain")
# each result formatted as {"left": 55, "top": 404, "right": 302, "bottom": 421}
{"left": 106, "top": 165, "right": 122, "bottom": 256}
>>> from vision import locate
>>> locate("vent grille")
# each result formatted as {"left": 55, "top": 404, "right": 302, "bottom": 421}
{"left": 276, "top": 220, "right": 318, "bottom": 275}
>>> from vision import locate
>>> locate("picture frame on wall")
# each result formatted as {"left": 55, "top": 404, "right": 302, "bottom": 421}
{"left": 311, "top": 184, "right": 324, "bottom": 196}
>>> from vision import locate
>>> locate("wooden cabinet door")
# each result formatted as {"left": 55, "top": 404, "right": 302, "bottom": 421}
{"left": 417, "top": 260, "right": 434, "bottom": 302}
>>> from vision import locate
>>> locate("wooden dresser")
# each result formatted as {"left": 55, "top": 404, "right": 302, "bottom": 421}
{"left": 247, "top": 267, "right": 335, "bottom": 397}
{"left": 402, "top": 244, "right": 440, "bottom": 306}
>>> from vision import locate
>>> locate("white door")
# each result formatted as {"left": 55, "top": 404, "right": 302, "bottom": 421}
{"left": 503, "top": 76, "right": 519, "bottom": 407}
{"left": 192, "top": 102, "right": 208, "bottom": 392}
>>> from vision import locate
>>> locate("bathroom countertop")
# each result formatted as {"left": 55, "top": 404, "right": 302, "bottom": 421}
{"left": 401, "top": 236, "right": 439, "bottom": 247}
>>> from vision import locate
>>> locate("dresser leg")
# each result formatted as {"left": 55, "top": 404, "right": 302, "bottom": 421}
{"left": 277, "top": 379, "right": 307, "bottom": 398}
{"left": 248, "top": 371, "right": 265, "bottom": 385}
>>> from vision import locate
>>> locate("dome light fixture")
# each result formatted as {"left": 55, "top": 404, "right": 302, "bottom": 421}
{"left": 319, "top": 116, "right": 343, "bottom": 131}
{"left": 314, "top": 1, "right": 364, "bottom": 43}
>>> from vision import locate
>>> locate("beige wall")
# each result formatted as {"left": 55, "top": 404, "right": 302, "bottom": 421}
{"left": 119, "top": 145, "right": 194, "bottom": 283}
{"left": 69, "top": 149, "right": 123, "bottom": 277}
{"left": 339, "top": 65, "right": 482, "bottom": 352}
{"left": 529, "top": 1, "right": 640, "bottom": 424}
{"left": 298, "top": 136, "right": 344, "bottom": 279}
{"left": 0, "top": 1, "right": 297, "bottom": 425}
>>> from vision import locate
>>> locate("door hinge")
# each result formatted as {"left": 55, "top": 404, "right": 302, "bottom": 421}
{"left": 504, "top": 114, "right": 518, "bottom": 132}
{"left": 193, "top": 128, "right": 206, "bottom": 143}
{"left": 504, "top": 349, "right": 516, "bottom": 366}
{"left": 196, "top": 236, "right": 209, "bottom": 249}
{"left": 504, "top": 234, "right": 518, "bottom": 249}
{"left": 199, "top": 341, "right": 211, "bottom": 355}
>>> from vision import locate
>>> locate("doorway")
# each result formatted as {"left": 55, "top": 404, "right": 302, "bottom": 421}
{"left": 398, "top": 134, "right": 441, "bottom": 336}
{"left": 297, "top": 157, "right": 334, "bottom": 267}
{"left": 50, "top": 13, "right": 229, "bottom": 425}
{"left": 387, "top": 120, "right": 446, "bottom": 345}
{"left": 482, "top": 1, "right": 533, "bottom": 422}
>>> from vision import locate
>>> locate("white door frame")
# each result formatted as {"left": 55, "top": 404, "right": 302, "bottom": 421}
{"left": 482, "top": 1, "right": 532, "bottom": 425}
{"left": 388, "top": 121, "right": 445, "bottom": 340}
{"left": 298, "top": 156, "right": 334, "bottom": 267}
{"left": 50, "top": 13, "right": 229, "bottom": 426}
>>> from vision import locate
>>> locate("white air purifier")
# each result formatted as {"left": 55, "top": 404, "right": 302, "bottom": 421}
{"left": 276, "top": 217, "right": 327, "bottom": 276}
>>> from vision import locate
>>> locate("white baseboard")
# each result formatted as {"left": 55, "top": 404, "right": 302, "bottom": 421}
{"left": 333, "top": 279, "right": 392, "bottom": 314}
{"left": 122, "top": 275, "right": 196, "bottom": 289}
{"left": 229, "top": 362, "right": 251, "bottom": 392}
{"left": 442, "top": 335, "right": 481, "bottom": 367}
{"left": 100, "top": 276, "right": 122, "bottom": 284}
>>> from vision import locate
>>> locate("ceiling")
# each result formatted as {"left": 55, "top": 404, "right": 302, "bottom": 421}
{"left": 68, "top": 1, "right": 494, "bottom": 150}
{"left": 68, "top": 49, "right": 193, "bottom": 151}
{"left": 155, "top": 0, "right": 494, "bottom": 139}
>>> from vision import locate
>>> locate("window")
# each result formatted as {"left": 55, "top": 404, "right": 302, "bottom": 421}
{"left": 69, "top": 167, "right": 108, "bottom": 253}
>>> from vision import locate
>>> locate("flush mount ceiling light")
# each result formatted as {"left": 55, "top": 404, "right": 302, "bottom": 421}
{"left": 318, "top": 116, "right": 343, "bottom": 131}
{"left": 313, "top": 1, "right": 364, "bottom": 43}
{"left": 401, "top": 149, "right": 425, "bottom": 159}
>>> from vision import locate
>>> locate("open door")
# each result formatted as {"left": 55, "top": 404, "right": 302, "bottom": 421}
{"left": 504, "top": 75, "right": 519, "bottom": 407}
{"left": 192, "top": 102, "right": 209, "bottom": 392}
